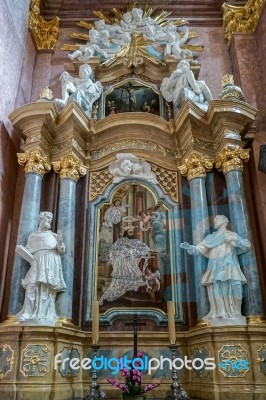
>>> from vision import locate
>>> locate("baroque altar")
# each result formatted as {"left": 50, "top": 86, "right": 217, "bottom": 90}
{"left": 1, "top": 3, "right": 266, "bottom": 400}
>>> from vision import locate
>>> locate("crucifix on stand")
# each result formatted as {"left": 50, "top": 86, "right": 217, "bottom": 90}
{"left": 125, "top": 314, "right": 146, "bottom": 356}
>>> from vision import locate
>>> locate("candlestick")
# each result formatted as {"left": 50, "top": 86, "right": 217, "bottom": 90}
{"left": 165, "top": 344, "right": 189, "bottom": 400}
{"left": 83, "top": 345, "right": 107, "bottom": 400}
{"left": 92, "top": 300, "right": 99, "bottom": 345}
{"left": 167, "top": 301, "right": 176, "bottom": 345}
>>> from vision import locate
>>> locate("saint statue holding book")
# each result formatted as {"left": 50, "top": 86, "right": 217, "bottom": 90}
{"left": 15, "top": 211, "right": 66, "bottom": 325}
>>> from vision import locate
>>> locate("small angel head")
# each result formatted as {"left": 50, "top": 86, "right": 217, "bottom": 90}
{"left": 132, "top": 163, "right": 143, "bottom": 175}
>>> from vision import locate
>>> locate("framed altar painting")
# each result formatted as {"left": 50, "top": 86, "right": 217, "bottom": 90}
{"left": 86, "top": 177, "right": 185, "bottom": 325}
{"left": 96, "top": 184, "right": 171, "bottom": 312}
{"left": 103, "top": 79, "right": 161, "bottom": 117}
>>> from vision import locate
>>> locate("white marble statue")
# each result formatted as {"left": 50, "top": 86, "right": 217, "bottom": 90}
{"left": 55, "top": 71, "right": 76, "bottom": 106}
{"left": 143, "top": 24, "right": 157, "bottom": 41}
{"left": 95, "top": 18, "right": 131, "bottom": 47}
{"left": 180, "top": 215, "right": 251, "bottom": 326}
{"left": 164, "top": 25, "right": 192, "bottom": 59}
{"left": 161, "top": 59, "right": 213, "bottom": 114}
{"left": 109, "top": 153, "right": 158, "bottom": 184}
{"left": 56, "top": 64, "right": 103, "bottom": 118}
{"left": 119, "top": 11, "right": 137, "bottom": 32}
{"left": 15, "top": 212, "right": 66, "bottom": 326}
{"left": 131, "top": 8, "right": 147, "bottom": 31}
{"left": 68, "top": 29, "right": 108, "bottom": 61}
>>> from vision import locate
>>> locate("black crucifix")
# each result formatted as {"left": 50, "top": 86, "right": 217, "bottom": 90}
{"left": 125, "top": 314, "right": 146, "bottom": 357}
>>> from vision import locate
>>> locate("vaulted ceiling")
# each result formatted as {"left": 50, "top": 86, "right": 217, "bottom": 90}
{"left": 41, "top": 0, "right": 246, "bottom": 27}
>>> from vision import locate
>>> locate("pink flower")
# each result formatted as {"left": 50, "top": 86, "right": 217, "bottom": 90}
{"left": 107, "top": 354, "right": 160, "bottom": 395}
{"left": 143, "top": 383, "right": 160, "bottom": 393}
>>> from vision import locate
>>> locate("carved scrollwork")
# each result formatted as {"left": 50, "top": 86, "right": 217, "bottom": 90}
{"left": 0, "top": 344, "right": 15, "bottom": 380}
{"left": 223, "top": 0, "right": 265, "bottom": 41}
{"left": 218, "top": 344, "right": 250, "bottom": 378}
{"left": 28, "top": 0, "right": 60, "bottom": 50}
{"left": 53, "top": 155, "right": 87, "bottom": 182}
{"left": 215, "top": 145, "right": 250, "bottom": 175}
{"left": 17, "top": 150, "right": 51, "bottom": 176}
{"left": 20, "top": 344, "right": 51, "bottom": 377}
{"left": 178, "top": 153, "right": 213, "bottom": 181}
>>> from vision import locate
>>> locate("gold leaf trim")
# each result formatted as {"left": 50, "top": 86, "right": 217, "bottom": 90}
{"left": 223, "top": 0, "right": 266, "bottom": 41}
{"left": 53, "top": 155, "right": 87, "bottom": 182}
{"left": 17, "top": 150, "right": 51, "bottom": 176}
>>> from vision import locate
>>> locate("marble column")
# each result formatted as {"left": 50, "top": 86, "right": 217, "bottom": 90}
{"left": 53, "top": 156, "right": 86, "bottom": 323}
{"left": 216, "top": 146, "right": 264, "bottom": 317}
{"left": 8, "top": 150, "right": 51, "bottom": 315}
{"left": 179, "top": 154, "right": 213, "bottom": 321}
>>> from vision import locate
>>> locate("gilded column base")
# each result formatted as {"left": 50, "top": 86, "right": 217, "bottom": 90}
{"left": 247, "top": 315, "right": 266, "bottom": 324}
{"left": 2, "top": 314, "right": 19, "bottom": 326}
{"left": 56, "top": 317, "right": 76, "bottom": 327}
{"left": 195, "top": 319, "right": 209, "bottom": 328}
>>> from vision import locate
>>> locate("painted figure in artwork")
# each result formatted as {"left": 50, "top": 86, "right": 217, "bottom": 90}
{"left": 99, "top": 226, "right": 150, "bottom": 304}
{"left": 103, "top": 199, "right": 128, "bottom": 230}
{"left": 180, "top": 215, "right": 250, "bottom": 326}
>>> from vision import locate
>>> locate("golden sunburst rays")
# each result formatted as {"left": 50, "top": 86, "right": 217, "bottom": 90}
{"left": 186, "top": 44, "right": 204, "bottom": 52}
{"left": 77, "top": 21, "right": 93, "bottom": 30}
{"left": 93, "top": 10, "right": 114, "bottom": 24}
{"left": 62, "top": 3, "right": 204, "bottom": 61}
{"left": 102, "top": 33, "right": 165, "bottom": 68}
{"left": 71, "top": 31, "right": 89, "bottom": 40}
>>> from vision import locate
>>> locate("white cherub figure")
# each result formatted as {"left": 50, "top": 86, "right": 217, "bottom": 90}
{"left": 109, "top": 153, "right": 158, "bottom": 184}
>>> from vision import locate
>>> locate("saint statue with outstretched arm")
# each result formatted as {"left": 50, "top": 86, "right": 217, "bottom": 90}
{"left": 180, "top": 215, "right": 250, "bottom": 326}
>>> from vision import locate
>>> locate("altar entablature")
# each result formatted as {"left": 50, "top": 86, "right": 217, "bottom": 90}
{"left": 64, "top": 57, "right": 201, "bottom": 85}
{"left": 9, "top": 102, "right": 58, "bottom": 157}
{"left": 9, "top": 98, "right": 257, "bottom": 174}
{"left": 173, "top": 99, "right": 257, "bottom": 164}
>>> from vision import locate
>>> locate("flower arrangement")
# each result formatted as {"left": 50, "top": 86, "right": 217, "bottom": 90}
{"left": 107, "top": 352, "right": 159, "bottom": 396}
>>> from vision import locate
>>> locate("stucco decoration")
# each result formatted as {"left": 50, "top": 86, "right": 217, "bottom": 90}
{"left": 109, "top": 153, "right": 158, "bottom": 184}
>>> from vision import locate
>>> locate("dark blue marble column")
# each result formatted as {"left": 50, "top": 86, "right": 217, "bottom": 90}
{"left": 225, "top": 169, "right": 263, "bottom": 316}
{"left": 179, "top": 155, "right": 213, "bottom": 322}
{"left": 56, "top": 178, "right": 76, "bottom": 320}
{"left": 189, "top": 177, "right": 210, "bottom": 320}
{"left": 54, "top": 156, "right": 86, "bottom": 322}
{"left": 9, "top": 173, "right": 43, "bottom": 315}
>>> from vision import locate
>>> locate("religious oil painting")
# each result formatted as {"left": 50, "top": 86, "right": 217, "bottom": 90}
{"left": 104, "top": 80, "right": 161, "bottom": 116}
{"left": 97, "top": 184, "right": 171, "bottom": 313}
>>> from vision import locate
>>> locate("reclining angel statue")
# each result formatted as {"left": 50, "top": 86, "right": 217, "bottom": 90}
{"left": 161, "top": 59, "right": 213, "bottom": 115}
{"left": 55, "top": 64, "right": 103, "bottom": 118}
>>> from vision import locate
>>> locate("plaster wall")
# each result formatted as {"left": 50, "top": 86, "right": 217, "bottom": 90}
{"left": 227, "top": 7, "right": 266, "bottom": 308}
{"left": 0, "top": 0, "right": 35, "bottom": 318}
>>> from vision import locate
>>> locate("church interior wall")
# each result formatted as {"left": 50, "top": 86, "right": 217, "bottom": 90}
{"left": 0, "top": 0, "right": 34, "bottom": 321}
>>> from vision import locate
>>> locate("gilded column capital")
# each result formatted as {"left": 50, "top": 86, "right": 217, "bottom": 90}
{"left": 215, "top": 146, "right": 250, "bottom": 174}
{"left": 178, "top": 153, "right": 213, "bottom": 181}
{"left": 17, "top": 150, "right": 51, "bottom": 176}
{"left": 28, "top": 0, "right": 60, "bottom": 50}
{"left": 53, "top": 156, "right": 87, "bottom": 182}
{"left": 223, "top": 0, "right": 265, "bottom": 42}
